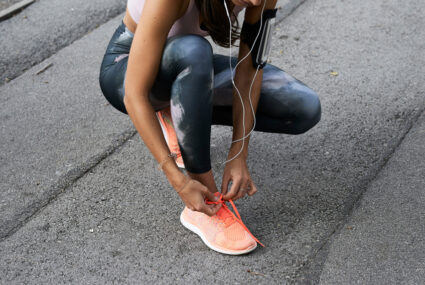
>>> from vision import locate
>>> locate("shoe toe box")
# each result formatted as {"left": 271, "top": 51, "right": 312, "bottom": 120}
{"left": 216, "top": 224, "right": 257, "bottom": 251}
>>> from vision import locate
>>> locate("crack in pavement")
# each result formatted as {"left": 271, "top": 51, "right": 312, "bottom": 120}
{"left": 0, "top": 0, "right": 308, "bottom": 243}
{"left": 0, "top": 129, "right": 137, "bottom": 242}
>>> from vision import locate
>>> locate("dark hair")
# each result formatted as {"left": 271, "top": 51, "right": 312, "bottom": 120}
{"left": 194, "top": 0, "right": 240, "bottom": 48}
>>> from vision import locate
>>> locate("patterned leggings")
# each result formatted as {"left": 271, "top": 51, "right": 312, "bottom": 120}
{"left": 99, "top": 21, "right": 321, "bottom": 173}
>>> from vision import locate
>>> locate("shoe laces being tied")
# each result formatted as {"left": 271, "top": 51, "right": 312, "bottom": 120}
{"left": 206, "top": 193, "right": 265, "bottom": 247}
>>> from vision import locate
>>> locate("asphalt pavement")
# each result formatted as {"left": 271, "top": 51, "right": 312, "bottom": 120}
{"left": 318, "top": 110, "right": 425, "bottom": 284}
{"left": 0, "top": 0, "right": 424, "bottom": 284}
{"left": 0, "top": 0, "right": 22, "bottom": 11}
{"left": 0, "top": 0, "right": 126, "bottom": 85}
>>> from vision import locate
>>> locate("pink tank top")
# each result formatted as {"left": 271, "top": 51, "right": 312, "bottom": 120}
{"left": 127, "top": 0, "right": 244, "bottom": 38}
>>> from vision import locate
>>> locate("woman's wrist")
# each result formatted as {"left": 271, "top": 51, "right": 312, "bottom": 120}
{"left": 228, "top": 142, "right": 249, "bottom": 160}
{"left": 161, "top": 160, "right": 188, "bottom": 190}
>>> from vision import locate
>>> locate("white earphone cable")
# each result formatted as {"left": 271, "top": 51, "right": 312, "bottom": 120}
{"left": 222, "top": 0, "right": 267, "bottom": 165}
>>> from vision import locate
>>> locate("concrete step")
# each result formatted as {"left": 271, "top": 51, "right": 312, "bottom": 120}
{"left": 0, "top": 0, "right": 126, "bottom": 84}
{"left": 0, "top": 0, "right": 299, "bottom": 241}
{"left": 0, "top": 14, "right": 134, "bottom": 240}
{"left": 319, "top": 110, "right": 425, "bottom": 284}
{"left": 0, "top": 0, "right": 424, "bottom": 283}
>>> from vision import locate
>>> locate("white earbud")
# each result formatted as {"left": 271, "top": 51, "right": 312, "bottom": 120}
{"left": 222, "top": 0, "right": 267, "bottom": 165}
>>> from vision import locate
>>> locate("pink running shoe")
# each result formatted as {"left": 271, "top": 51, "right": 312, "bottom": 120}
{"left": 180, "top": 193, "right": 264, "bottom": 255}
{"left": 156, "top": 107, "right": 185, "bottom": 168}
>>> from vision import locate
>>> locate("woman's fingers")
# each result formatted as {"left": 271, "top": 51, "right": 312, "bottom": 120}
{"left": 200, "top": 203, "right": 221, "bottom": 216}
{"left": 180, "top": 180, "right": 222, "bottom": 216}
{"left": 234, "top": 180, "right": 250, "bottom": 200}
{"left": 221, "top": 175, "right": 230, "bottom": 196}
{"left": 223, "top": 178, "right": 241, "bottom": 200}
{"left": 210, "top": 203, "right": 222, "bottom": 214}
{"left": 247, "top": 180, "right": 257, "bottom": 196}
{"left": 222, "top": 178, "right": 256, "bottom": 200}
{"left": 202, "top": 188, "right": 219, "bottom": 202}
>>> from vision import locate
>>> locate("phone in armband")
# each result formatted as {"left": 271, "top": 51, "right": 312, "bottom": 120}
{"left": 256, "top": 16, "right": 275, "bottom": 67}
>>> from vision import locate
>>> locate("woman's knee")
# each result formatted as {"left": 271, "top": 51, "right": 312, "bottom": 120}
{"left": 162, "top": 35, "right": 214, "bottom": 73}
{"left": 294, "top": 87, "right": 321, "bottom": 134}
{"left": 99, "top": 62, "right": 128, "bottom": 115}
{"left": 260, "top": 67, "right": 322, "bottom": 134}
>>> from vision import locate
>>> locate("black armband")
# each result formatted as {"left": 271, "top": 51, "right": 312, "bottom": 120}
{"left": 240, "top": 8, "right": 277, "bottom": 69}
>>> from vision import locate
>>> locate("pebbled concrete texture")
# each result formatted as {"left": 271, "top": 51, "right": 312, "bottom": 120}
{"left": 0, "top": 0, "right": 296, "bottom": 243}
{"left": 319, "top": 111, "right": 425, "bottom": 285}
{"left": 0, "top": 0, "right": 424, "bottom": 284}
{"left": 0, "top": 15, "right": 134, "bottom": 240}
{"left": 0, "top": 0, "right": 23, "bottom": 11}
{"left": 0, "top": 0, "right": 300, "bottom": 86}
{"left": 0, "top": 0, "right": 126, "bottom": 84}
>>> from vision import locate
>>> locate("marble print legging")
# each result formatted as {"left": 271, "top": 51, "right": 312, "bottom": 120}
{"left": 99, "top": 21, "right": 321, "bottom": 174}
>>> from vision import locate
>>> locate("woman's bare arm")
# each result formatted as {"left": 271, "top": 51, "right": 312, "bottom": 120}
{"left": 221, "top": 0, "right": 278, "bottom": 200}
{"left": 228, "top": 0, "right": 278, "bottom": 159}
{"left": 123, "top": 0, "right": 189, "bottom": 189}
{"left": 124, "top": 0, "right": 221, "bottom": 215}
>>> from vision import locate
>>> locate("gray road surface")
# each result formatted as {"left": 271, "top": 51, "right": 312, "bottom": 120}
{"left": 0, "top": 0, "right": 424, "bottom": 283}
{"left": 0, "top": 0, "right": 126, "bottom": 85}
{"left": 319, "top": 110, "right": 425, "bottom": 284}
{"left": 0, "top": 0, "right": 22, "bottom": 10}
{"left": 0, "top": 0, "right": 302, "bottom": 86}
{"left": 0, "top": 0, "right": 300, "bottom": 245}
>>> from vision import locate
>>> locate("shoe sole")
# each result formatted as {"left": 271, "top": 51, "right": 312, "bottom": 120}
{"left": 156, "top": 112, "right": 185, "bottom": 169}
{"left": 180, "top": 212, "right": 257, "bottom": 255}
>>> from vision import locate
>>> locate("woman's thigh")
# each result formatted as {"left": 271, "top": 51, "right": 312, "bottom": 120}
{"left": 99, "top": 24, "right": 215, "bottom": 114}
{"left": 99, "top": 21, "right": 132, "bottom": 114}
{"left": 211, "top": 54, "right": 321, "bottom": 134}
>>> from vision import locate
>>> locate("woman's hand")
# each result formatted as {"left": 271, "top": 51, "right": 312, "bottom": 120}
{"left": 221, "top": 156, "right": 257, "bottom": 201}
{"left": 177, "top": 179, "right": 222, "bottom": 216}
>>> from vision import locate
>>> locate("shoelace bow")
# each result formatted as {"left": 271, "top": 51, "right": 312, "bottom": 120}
{"left": 206, "top": 194, "right": 264, "bottom": 247}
